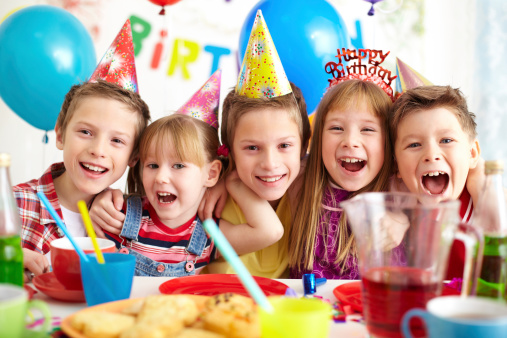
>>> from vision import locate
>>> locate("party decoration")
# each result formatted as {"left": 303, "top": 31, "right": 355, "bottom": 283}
{"left": 364, "top": 0, "right": 384, "bottom": 16}
{"left": 395, "top": 58, "right": 433, "bottom": 94}
{"left": 325, "top": 48, "right": 397, "bottom": 100}
{"left": 239, "top": 0, "right": 351, "bottom": 113}
{"left": 176, "top": 69, "right": 221, "bottom": 129}
{"left": 89, "top": 19, "right": 138, "bottom": 93}
{"left": 148, "top": 0, "right": 182, "bottom": 15}
{"left": 236, "top": 10, "right": 292, "bottom": 99}
{"left": 0, "top": 5, "right": 96, "bottom": 131}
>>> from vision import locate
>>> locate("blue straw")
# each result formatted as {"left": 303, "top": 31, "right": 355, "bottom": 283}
{"left": 203, "top": 219, "right": 273, "bottom": 313}
{"left": 37, "top": 192, "right": 89, "bottom": 262}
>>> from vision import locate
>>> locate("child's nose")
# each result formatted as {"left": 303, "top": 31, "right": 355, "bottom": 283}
{"left": 89, "top": 139, "right": 107, "bottom": 157}
{"left": 260, "top": 148, "right": 279, "bottom": 170}
{"left": 423, "top": 143, "right": 442, "bottom": 162}
{"left": 342, "top": 131, "right": 360, "bottom": 148}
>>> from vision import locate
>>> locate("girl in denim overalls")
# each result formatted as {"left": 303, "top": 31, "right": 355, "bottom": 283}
{"left": 102, "top": 113, "right": 284, "bottom": 277}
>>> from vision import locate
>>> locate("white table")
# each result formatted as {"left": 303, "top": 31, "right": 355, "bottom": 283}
{"left": 32, "top": 277, "right": 369, "bottom": 337}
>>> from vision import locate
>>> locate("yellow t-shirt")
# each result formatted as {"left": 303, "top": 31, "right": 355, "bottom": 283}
{"left": 204, "top": 194, "right": 292, "bottom": 278}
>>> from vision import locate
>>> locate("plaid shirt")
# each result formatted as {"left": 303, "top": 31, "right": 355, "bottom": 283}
{"left": 13, "top": 162, "right": 66, "bottom": 254}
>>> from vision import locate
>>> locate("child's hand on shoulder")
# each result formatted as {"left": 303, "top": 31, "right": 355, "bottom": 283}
{"left": 377, "top": 211, "right": 409, "bottom": 251}
{"left": 467, "top": 157, "right": 485, "bottom": 206}
{"left": 89, "top": 189, "right": 125, "bottom": 237}
{"left": 198, "top": 178, "right": 227, "bottom": 220}
{"left": 225, "top": 170, "right": 259, "bottom": 201}
{"left": 23, "top": 248, "right": 49, "bottom": 282}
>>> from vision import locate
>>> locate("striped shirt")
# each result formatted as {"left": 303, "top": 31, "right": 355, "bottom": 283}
{"left": 13, "top": 163, "right": 66, "bottom": 254}
{"left": 105, "top": 197, "right": 218, "bottom": 274}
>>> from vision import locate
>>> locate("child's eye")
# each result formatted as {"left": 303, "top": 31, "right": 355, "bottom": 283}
{"left": 79, "top": 129, "right": 91, "bottom": 136}
{"left": 362, "top": 127, "right": 375, "bottom": 132}
{"left": 441, "top": 138, "right": 453, "bottom": 144}
{"left": 147, "top": 163, "right": 158, "bottom": 169}
{"left": 407, "top": 143, "right": 421, "bottom": 149}
{"left": 330, "top": 126, "right": 343, "bottom": 131}
{"left": 112, "top": 138, "right": 125, "bottom": 145}
{"left": 173, "top": 163, "right": 185, "bottom": 169}
{"left": 246, "top": 145, "right": 258, "bottom": 151}
{"left": 279, "top": 143, "right": 292, "bottom": 149}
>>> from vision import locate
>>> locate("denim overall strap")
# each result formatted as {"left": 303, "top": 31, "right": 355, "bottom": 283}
{"left": 186, "top": 217, "right": 207, "bottom": 256}
{"left": 119, "top": 195, "right": 143, "bottom": 241}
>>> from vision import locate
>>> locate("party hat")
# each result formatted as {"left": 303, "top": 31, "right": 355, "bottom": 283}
{"left": 89, "top": 19, "right": 138, "bottom": 93}
{"left": 395, "top": 58, "right": 432, "bottom": 94}
{"left": 236, "top": 10, "right": 292, "bottom": 99}
{"left": 176, "top": 69, "right": 221, "bottom": 129}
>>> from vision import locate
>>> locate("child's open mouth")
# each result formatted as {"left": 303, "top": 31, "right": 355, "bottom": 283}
{"left": 340, "top": 158, "right": 366, "bottom": 172}
{"left": 421, "top": 171, "right": 449, "bottom": 195}
{"left": 158, "top": 192, "right": 176, "bottom": 204}
{"left": 81, "top": 163, "right": 107, "bottom": 174}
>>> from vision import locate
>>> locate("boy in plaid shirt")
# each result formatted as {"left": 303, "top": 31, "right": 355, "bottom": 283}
{"left": 16, "top": 80, "right": 150, "bottom": 280}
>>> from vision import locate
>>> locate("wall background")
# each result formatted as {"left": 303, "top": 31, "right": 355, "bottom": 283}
{"left": 1, "top": 0, "right": 505, "bottom": 189}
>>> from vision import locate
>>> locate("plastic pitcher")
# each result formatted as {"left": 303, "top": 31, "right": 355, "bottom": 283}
{"left": 340, "top": 192, "right": 483, "bottom": 338}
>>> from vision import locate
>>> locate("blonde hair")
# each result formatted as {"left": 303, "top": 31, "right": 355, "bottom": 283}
{"left": 127, "top": 114, "right": 221, "bottom": 195}
{"left": 221, "top": 83, "right": 311, "bottom": 176}
{"left": 56, "top": 80, "right": 151, "bottom": 163}
{"left": 289, "top": 80, "right": 394, "bottom": 273}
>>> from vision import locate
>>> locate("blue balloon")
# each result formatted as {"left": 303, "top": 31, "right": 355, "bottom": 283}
{"left": 239, "top": 0, "right": 351, "bottom": 114}
{"left": 0, "top": 5, "right": 96, "bottom": 131}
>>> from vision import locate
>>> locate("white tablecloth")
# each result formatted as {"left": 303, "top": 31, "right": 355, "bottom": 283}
{"left": 31, "top": 277, "right": 369, "bottom": 337}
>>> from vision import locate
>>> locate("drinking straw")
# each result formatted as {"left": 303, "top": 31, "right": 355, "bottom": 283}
{"left": 36, "top": 192, "right": 89, "bottom": 262}
{"left": 202, "top": 219, "right": 273, "bottom": 313}
{"left": 77, "top": 200, "right": 105, "bottom": 264}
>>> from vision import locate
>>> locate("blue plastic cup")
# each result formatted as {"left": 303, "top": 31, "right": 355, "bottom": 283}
{"left": 80, "top": 253, "right": 136, "bottom": 306}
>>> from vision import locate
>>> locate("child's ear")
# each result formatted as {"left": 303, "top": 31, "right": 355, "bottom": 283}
{"left": 469, "top": 139, "right": 481, "bottom": 169}
{"left": 204, "top": 159, "right": 222, "bottom": 187}
{"left": 128, "top": 155, "right": 139, "bottom": 168}
{"left": 55, "top": 124, "right": 64, "bottom": 150}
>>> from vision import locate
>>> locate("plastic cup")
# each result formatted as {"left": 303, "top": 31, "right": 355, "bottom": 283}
{"left": 80, "top": 253, "right": 136, "bottom": 306}
{"left": 259, "top": 296, "right": 332, "bottom": 338}
{"left": 51, "top": 237, "right": 116, "bottom": 290}
{"left": 0, "top": 284, "right": 51, "bottom": 338}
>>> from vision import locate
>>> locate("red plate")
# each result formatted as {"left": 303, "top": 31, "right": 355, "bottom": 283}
{"left": 333, "top": 281, "right": 461, "bottom": 314}
{"left": 159, "top": 274, "right": 288, "bottom": 297}
{"left": 33, "top": 272, "right": 86, "bottom": 303}
{"left": 333, "top": 281, "right": 363, "bottom": 313}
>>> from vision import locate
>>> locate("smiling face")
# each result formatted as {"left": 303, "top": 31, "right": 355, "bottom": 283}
{"left": 55, "top": 97, "right": 138, "bottom": 205}
{"left": 321, "top": 101, "right": 385, "bottom": 191}
{"left": 232, "top": 108, "right": 301, "bottom": 203}
{"left": 394, "top": 107, "right": 480, "bottom": 202}
{"left": 141, "top": 138, "right": 219, "bottom": 228}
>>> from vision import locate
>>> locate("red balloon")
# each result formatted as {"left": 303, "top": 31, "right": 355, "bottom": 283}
{"left": 148, "top": 0, "right": 181, "bottom": 14}
{"left": 148, "top": 0, "right": 181, "bottom": 6}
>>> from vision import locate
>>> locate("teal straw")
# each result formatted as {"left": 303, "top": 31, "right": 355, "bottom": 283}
{"left": 37, "top": 192, "right": 89, "bottom": 263}
{"left": 203, "top": 219, "right": 273, "bottom": 313}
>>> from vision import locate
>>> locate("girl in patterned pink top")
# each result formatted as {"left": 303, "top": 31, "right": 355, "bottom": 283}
{"left": 289, "top": 79, "right": 396, "bottom": 279}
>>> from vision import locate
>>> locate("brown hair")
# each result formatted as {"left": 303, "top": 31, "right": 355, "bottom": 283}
{"left": 127, "top": 114, "right": 221, "bottom": 195}
{"left": 56, "top": 80, "right": 151, "bottom": 163}
{"left": 289, "top": 79, "right": 393, "bottom": 273}
{"left": 390, "top": 85, "right": 477, "bottom": 144}
{"left": 221, "top": 82, "right": 311, "bottom": 176}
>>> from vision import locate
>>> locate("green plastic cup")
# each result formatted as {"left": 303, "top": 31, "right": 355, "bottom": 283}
{"left": 259, "top": 296, "right": 332, "bottom": 338}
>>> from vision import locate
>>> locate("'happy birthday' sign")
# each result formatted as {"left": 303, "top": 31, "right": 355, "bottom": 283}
{"left": 325, "top": 48, "right": 397, "bottom": 86}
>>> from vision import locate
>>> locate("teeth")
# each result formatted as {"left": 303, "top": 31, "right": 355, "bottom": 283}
{"left": 260, "top": 176, "right": 283, "bottom": 183}
{"left": 341, "top": 158, "right": 363, "bottom": 163}
{"left": 83, "top": 163, "right": 106, "bottom": 172}
{"left": 423, "top": 171, "right": 446, "bottom": 177}
{"left": 158, "top": 192, "right": 173, "bottom": 196}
